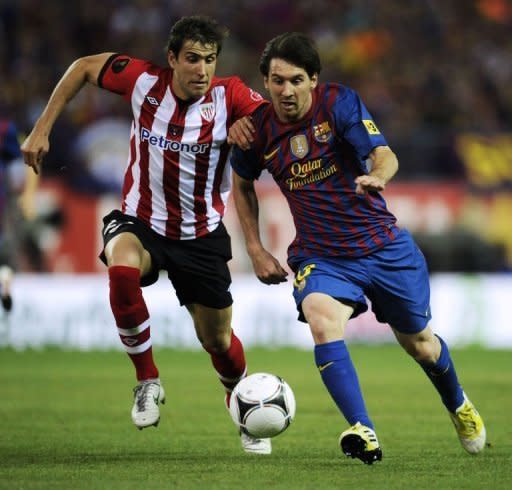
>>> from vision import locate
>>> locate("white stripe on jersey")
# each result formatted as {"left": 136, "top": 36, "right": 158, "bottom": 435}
{"left": 206, "top": 86, "right": 228, "bottom": 233}
{"left": 149, "top": 87, "right": 176, "bottom": 235}
{"left": 124, "top": 72, "right": 159, "bottom": 219}
{"left": 179, "top": 101, "right": 202, "bottom": 239}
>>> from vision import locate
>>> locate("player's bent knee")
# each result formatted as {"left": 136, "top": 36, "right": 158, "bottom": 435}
{"left": 308, "top": 315, "right": 346, "bottom": 343}
{"left": 401, "top": 337, "right": 438, "bottom": 363}
{"left": 200, "top": 334, "right": 231, "bottom": 353}
{"left": 105, "top": 234, "right": 147, "bottom": 269}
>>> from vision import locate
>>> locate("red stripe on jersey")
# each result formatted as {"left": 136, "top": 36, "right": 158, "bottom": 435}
{"left": 135, "top": 82, "right": 162, "bottom": 225}
{"left": 211, "top": 143, "right": 230, "bottom": 215}
{"left": 193, "top": 95, "right": 215, "bottom": 236}
{"left": 121, "top": 129, "right": 137, "bottom": 212}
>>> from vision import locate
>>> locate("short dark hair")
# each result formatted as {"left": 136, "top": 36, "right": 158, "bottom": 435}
{"left": 259, "top": 32, "right": 321, "bottom": 78}
{"left": 166, "top": 16, "right": 229, "bottom": 56}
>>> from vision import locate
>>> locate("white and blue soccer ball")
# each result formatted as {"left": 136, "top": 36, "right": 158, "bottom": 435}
{"left": 229, "top": 372, "right": 296, "bottom": 438}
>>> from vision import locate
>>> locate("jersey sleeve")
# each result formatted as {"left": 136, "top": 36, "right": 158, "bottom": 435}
{"left": 98, "top": 54, "right": 154, "bottom": 101}
{"left": 227, "top": 77, "right": 267, "bottom": 120}
{"left": 332, "top": 87, "right": 388, "bottom": 160}
{"left": 230, "top": 145, "right": 263, "bottom": 181}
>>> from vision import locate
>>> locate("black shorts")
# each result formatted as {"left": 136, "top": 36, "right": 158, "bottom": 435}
{"left": 99, "top": 210, "right": 233, "bottom": 309}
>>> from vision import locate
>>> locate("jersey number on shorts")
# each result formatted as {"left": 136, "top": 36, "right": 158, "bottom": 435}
{"left": 293, "top": 263, "right": 316, "bottom": 292}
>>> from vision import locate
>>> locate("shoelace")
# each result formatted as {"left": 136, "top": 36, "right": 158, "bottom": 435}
{"left": 363, "top": 429, "right": 378, "bottom": 443}
{"left": 134, "top": 383, "right": 159, "bottom": 412}
{"left": 455, "top": 406, "right": 478, "bottom": 435}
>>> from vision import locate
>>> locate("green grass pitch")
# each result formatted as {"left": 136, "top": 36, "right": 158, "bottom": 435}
{"left": 1, "top": 346, "right": 510, "bottom": 489}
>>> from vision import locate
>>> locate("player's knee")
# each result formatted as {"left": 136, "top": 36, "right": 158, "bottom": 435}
{"left": 107, "top": 249, "right": 142, "bottom": 269}
{"left": 201, "top": 333, "right": 231, "bottom": 353}
{"left": 302, "top": 293, "right": 350, "bottom": 343}
{"left": 105, "top": 235, "right": 146, "bottom": 269}
{"left": 307, "top": 313, "right": 343, "bottom": 344}
{"left": 404, "top": 338, "right": 438, "bottom": 363}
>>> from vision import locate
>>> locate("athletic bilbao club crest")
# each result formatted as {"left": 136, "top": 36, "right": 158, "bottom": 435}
{"left": 290, "top": 134, "right": 309, "bottom": 159}
{"left": 199, "top": 102, "right": 215, "bottom": 122}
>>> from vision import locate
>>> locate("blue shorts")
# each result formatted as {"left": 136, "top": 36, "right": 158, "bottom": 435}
{"left": 292, "top": 229, "right": 431, "bottom": 334}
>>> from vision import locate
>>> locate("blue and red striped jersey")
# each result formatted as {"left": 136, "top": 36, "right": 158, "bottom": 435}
{"left": 230, "top": 83, "right": 399, "bottom": 270}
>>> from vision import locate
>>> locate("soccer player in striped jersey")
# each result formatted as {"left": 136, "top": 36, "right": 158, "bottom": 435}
{"left": 230, "top": 32, "right": 486, "bottom": 463}
{"left": 21, "top": 16, "right": 271, "bottom": 454}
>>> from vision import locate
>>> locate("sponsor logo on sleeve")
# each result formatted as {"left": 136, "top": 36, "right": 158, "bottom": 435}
{"left": 363, "top": 119, "right": 381, "bottom": 135}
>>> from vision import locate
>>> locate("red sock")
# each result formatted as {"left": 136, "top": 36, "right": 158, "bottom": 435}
{"left": 206, "top": 331, "right": 247, "bottom": 392}
{"left": 109, "top": 265, "right": 159, "bottom": 381}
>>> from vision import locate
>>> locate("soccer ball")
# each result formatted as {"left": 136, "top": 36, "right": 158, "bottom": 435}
{"left": 229, "top": 372, "right": 296, "bottom": 438}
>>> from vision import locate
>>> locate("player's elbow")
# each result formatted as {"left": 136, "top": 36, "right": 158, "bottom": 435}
{"left": 72, "top": 53, "right": 112, "bottom": 86}
{"left": 390, "top": 151, "right": 399, "bottom": 175}
{"left": 381, "top": 146, "right": 399, "bottom": 178}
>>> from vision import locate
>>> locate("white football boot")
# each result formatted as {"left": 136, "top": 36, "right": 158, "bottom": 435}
{"left": 131, "top": 380, "right": 165, "bottom": 429}
{"left": 225, "top": 393, "right": 272, "bottom": 454}
{"left": 240, "top": 431, "right": 272, "bottom": 454}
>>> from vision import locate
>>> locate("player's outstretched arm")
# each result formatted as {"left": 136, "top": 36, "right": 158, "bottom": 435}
{"left": 21, "top": 53, "right": 115, "bottom": 174}
{"left": 232, "top": 172, "right": 288, "bottom": 285}
{"left": 355, "top": 145, "right": 398, "bottom": 195}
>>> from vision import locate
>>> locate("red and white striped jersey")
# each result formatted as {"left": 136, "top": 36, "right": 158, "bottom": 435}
{"left": 98, "top": 54, "right": 265, "bottom": 240}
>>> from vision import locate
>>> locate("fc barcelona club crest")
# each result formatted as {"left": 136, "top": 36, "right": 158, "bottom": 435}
{"left": 313, "top": 121, "right": 332, "bottom": 143}
{"left": 199, "top": 102, "right": 215, "bottom": 122}
{"left": 290, "top": 134, "right": 309, "bottom": 159}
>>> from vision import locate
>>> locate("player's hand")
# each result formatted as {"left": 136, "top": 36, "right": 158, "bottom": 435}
{"left": 227, "top": 116, "right": 255, "bottom": 150}
{"left": 250, "top": 249, "right": 288, "bottom": 285}
{"left": 354, "top": 175, "right": 385, "bottom": 195}
{"left": 21, "top": 130, "right": 49, "bottom": 175}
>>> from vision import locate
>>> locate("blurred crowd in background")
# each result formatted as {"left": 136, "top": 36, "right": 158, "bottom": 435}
{"left": 1, "top": 0, "right": 512, "bottom": 274}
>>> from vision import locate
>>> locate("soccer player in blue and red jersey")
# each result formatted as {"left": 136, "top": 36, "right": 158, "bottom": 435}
{"left": 230, "top": 32, "right": 486, "bottom": 464}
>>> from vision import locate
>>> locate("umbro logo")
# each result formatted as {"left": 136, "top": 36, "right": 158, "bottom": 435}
{"left": 146, "top": 96, "right": 160, "bottom": 106}
{"left": 122, "top": 337, "right": 139, "bottom": 347}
